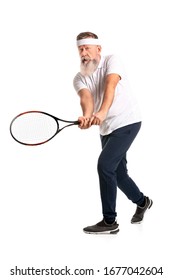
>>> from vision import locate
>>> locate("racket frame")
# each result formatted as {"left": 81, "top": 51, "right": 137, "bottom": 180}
{"left": 10, "top": 110, "right": 79, "bottom": 146}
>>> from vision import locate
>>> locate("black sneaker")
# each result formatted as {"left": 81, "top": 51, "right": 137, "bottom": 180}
{"left": 131, "top": 196, "right": 153, "bottom": 224}
{"left": 83, "top": 219, "right": 119, "bottom": 234}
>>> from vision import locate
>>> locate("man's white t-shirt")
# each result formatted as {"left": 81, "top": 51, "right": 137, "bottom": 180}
{"left": 73, "top": 54, "right": 142, "bottom": 135}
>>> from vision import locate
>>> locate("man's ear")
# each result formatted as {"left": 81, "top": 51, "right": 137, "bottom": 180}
{"left": 97, "top": 45, "right": 102, "bottom": 53}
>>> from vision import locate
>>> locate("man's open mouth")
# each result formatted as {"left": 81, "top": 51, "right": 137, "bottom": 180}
{"left": 82, "top": 58, "right": 91, "bottom": 64}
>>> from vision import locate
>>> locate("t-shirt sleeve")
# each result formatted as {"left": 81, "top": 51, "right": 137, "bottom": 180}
{"left": 73, "top": 73, "right": 88, "bottom": 94}
{"left": 106, "top": 54, "right": 125, "bottom": 78}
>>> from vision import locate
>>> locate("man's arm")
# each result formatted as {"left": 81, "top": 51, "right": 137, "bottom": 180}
{"left": 90, "top": 73, "right": 120, "bottom": 125}
{"left": 78, "top": 88, "right": 94, "bottom": 129}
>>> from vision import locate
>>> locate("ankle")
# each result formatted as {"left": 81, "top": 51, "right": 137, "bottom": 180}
{"left": 138, "top": 197, "right": 146, "bottom": 208}
{"left": 104, "top": 219, "right": 115, "bottom": 225}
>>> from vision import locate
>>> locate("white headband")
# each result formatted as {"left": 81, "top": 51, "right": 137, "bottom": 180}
{"left": 77, "top": 38, "right": 100, "bottom": 47}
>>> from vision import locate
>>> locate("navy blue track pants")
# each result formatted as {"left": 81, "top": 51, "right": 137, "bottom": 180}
{"left": 98, "top": 122, "right": 144, "bottom": 223}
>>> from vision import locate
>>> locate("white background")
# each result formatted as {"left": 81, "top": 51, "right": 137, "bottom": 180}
{"left": 0, "top": 0, "right": 172, "bottom": 279}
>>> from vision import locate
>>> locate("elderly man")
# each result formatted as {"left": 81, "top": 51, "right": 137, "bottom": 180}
{"left": 73, "top": 31, "right": 153, "bottom": 234}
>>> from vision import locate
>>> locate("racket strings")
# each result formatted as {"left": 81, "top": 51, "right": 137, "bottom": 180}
{"left": 11, "top": 112, "right": 59, "bottom": 145}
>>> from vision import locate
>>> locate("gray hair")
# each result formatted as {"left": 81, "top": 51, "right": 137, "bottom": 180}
{"left": 76, "top": 32, "right": 98, "bottom": 40}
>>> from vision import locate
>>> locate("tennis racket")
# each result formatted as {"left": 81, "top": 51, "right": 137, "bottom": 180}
{"left": 10, "top": 110, "right": 79, "bottom": 146}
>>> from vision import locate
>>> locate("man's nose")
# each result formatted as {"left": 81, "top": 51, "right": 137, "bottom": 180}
{"left": 81, "top": 49, "right": 87, "bottom": 56}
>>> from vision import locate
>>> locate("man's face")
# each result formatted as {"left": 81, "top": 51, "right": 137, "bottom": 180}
{"left": 78, "top": 44, "right": 101, "bottom": 76}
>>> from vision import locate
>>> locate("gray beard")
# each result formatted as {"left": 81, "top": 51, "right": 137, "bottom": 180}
{"left": 80, "top": 59, "right": 98, "bottom": 76}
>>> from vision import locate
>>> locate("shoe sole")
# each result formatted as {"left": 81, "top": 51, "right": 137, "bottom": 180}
{"left": 131, "top": 199, "right": 153, "bottom": 224}
{"left": 83, "top": 228, "right": 119, "bottom": 235}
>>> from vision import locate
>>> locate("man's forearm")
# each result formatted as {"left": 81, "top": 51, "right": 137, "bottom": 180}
{"left": 99, "top": 74, "right": 120, "bottom": 114}
{"left": 99, "top": 87, "right": 115, "bottom": 114}
{"left": 79, "top": 89, "right": 94, "bottom": 117}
